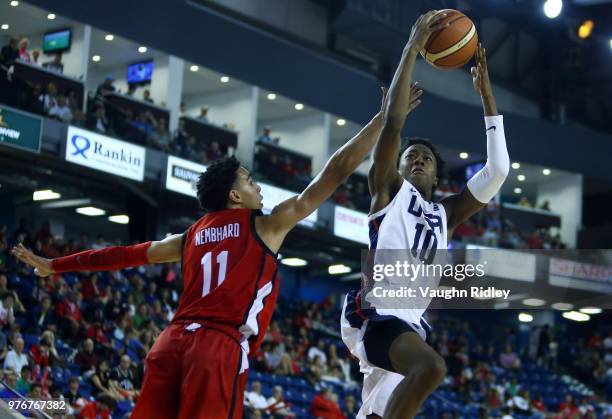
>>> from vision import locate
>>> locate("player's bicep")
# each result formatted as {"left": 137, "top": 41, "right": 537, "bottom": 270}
{"left": 147, "top": 233, "right": 183, "bottom": 263}
{"left": 441, "top": 188, "right": 486, "bottom": 231}
{"left": 371, "top": 127, "right": 402, "bottom": 193}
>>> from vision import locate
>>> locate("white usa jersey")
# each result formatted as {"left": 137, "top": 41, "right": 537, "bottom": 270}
{"left": 365, "top": 178, "right": 448, "bottom": 325}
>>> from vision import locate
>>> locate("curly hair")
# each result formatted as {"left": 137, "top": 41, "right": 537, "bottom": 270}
{"left": 398, "top": 137, "right": 446, "bottom": 194}
{"left": 196, "top": 156, "right": 241, "bottom": 212}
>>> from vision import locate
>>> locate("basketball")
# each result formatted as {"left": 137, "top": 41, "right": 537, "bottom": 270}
{"left": 421, "top": 9, "right": 478, "bottom": 69}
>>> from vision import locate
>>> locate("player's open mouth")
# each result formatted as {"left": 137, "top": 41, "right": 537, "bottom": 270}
{"left": 411, "top": 168, "right": 425, "bottom": 175}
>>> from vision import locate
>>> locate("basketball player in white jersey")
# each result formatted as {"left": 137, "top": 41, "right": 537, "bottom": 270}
{"left": 341, "top": 11, "right": 510, "bottom": 419}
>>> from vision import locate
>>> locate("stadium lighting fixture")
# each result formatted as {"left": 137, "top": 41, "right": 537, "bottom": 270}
{"left": 609, "top": 38, "right": 612, "bottom": 50}
{"left": 512, "top": 162, "right": 520, "bottom": 170}
{"left": 267, "top": 93, "right": 276, "bottom": 100}
{"left": 76, "top": 206, "right": 106, "bottom": 216}
{"left": 522, "top": 298, "right": 546, "bottom": 307}
{"left": 517, "top": 174, "right": 525, "bottom": 182}
{"left": 542, "top": 168, "right": 551, "bottom": 175}
{"left": 513, "top": 187, "right": 522, "bottom": 194}
{"left": 47, "top": 13, "right": 56, "bottom": 20}
{"left": 562, "top": 311, "right": 590, "bottom": 322}
{"left": 328, "top": 264, "right": 351, "bottom": 275}
{"left": 280, "top": 257, "right": 307, "bottom": 267}
{"left": 551, "top": 302, "right": 573, "bottom": 311}
{"left": 138, "top": 46, "right": 147, "bottom": 53}
{"left": 543, "top": 0, "right": 562, "bottom": 19}
{"left": 579, "top": 307, "right": 602, "bottom": 314}
{"left": 190, "top": 65, "right": 199, "bottom": 72}
{"left": 33, "top": 189, "right": 61, "bottom": 201}
{"left": 518, "top": 313, "right": 533, "bottom": 323}
{"left": 294, "top": 103, "right": 304, "bottom": 111}
{"left": 108, "top": 215, "right": 130, "bottom": 224}
{"left": 459, "top": 152, "right": 469, "bottom": 159}
{"left": 577, "top": 20, "right": 594, "bottom": 39}
{"left": 105, "top": 34, "right": 114, "bottom": 41}
{"left": 10, "top": 1, "right": 19, "bottom": 7}
{"left": 336, "top": 119, "right": 346, "bottom": 126}
{"left": 92, "top": 55, "right": 101, "bottom": 62}
{"left": 1, "top": 24, "right": 8, "bottom": 30}
{"left": 220, "top": 76, "right": 230, "bottom": 83}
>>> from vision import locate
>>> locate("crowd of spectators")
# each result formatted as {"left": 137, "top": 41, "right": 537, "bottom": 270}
{"left": 0, "top": 221, "right": 609, "bottom": 418}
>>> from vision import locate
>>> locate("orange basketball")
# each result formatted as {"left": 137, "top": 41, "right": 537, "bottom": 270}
{"left": 421, "top": 9, "right": 478, "bottom": 69}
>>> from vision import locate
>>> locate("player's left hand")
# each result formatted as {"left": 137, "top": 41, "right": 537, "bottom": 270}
{"left": 10, "top": 243, "right": 54, "bottom": 277}
{"left": 471, "top": 43, "right": 493, "bottom": 98}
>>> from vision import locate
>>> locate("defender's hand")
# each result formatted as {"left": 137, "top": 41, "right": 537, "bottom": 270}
{"left": 11, "top": 243, "right": 54, "bottom": 277}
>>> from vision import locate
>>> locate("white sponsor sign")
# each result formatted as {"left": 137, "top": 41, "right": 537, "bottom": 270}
{"left": 549, "top": 257, "right": 612, "bottom": 293}
{"left": 165, "top": 155, "right": 207, "bottom": 197}
{"left": 65, "top": 126, "right": 145, "bottom": 181}
{"left": 334, "top": 206, "right": 369, "bottom": 245}
{"left": 465, "top": 244, "right": 536, "bottom": 282}
{"left": 259, "top": 183, "right": 317, "bottom": 226}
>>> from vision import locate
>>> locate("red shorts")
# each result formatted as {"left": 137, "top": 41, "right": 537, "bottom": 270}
{"left": 131, "top": 322, "right": 247, "bottom": 419}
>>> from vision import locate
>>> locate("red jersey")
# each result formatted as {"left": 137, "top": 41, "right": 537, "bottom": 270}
{"left": 173, "top": 209, "right": 279, "bottom": 354}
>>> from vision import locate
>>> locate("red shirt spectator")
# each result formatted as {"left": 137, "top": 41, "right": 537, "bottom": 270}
{"left": 78, "top": 401, "right": 111, "bottom": 419}
{"left": 74, "top": 339, "right": 97, "bottom": 373}
{"left": 86, "top": 323, "right": 109, "bottom": 345}
{"left": 527, "top": 232, "right": 544, "bottom": 249}
{"left": 311, "top": 389, "right": 345, "bottom": 419}
{"left": 81, "top": 275, "right": 101, "bottom": 301}
{"left": 56, "top": 294, "right": 83, "bottom": 322}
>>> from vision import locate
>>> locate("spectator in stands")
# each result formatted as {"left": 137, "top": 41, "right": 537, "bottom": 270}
{"left": 558, "top": 394, "right": 579, "bottom": 417}
{"left": 4, "top": 337, "right": 29, "bottom": 373}
{"left": 197, "top": 106, "right": 209, "bottom": 122}
{"left": 343, "top": 395, "right": 357, "bottom": 419}
{"left": 143, "top": 89, "right": 154, "bottom": 103}
{"left": 126, "top": 84, "right": 137, "bottom": 97}
{"left": 539, "top": 200, "right": 551, "bottom": 211}
{"left": 500, "top": 345, "right": 521, "bottom": 370}
{"left": 78, "top": 394, "right": 116, "bottom": 419}
{"left": 48, "top": 95, "right": 73, "bottom": 123}
{"left": 17, "top": 38, "right": 31, "bottom": 63}
{"left": 56, "top": 291, "right": 83, "bottom": 343}
{"left": 208, "top": 141, "right": 223, "bottom": 161}
{"left": 105, "top": 289, "right": 127, "bottom": 322}
{"left": 0, "top": 37, "right": 19, "bottom": 65}
{"left": 42, "top": 52, "right": 64, "bottom": 74}
{"left": 311, "top": 388, "right": 344, "bottom": 419}
{"left": 258, "top": 126, "right": 276, "bottom": 144}
{"left": 65, "top": 376, "right": 82, "bottom": 406}
{"left": 96, "top": 76, "right": 116, "bottom": 101}
{"left": 150, "top": 118, "right": 172, "bottom": 152}
{"left": 180, "top": 100, "right": 186, "bottom": 115}
{"left": 16, "top": 364, "right": 32, "bottom": 394}
{"left": 40, "top": 82, "right": 58, "bottom": 114}
{"left": 31, "top": 49, "right": 41, "bottom": 66}
{"left": 182, "top": 136, "right": 199, "bottom": 161}
{"left": 0, "top": 370, "right": 17, "bottom": 396}
{"left": 518, "top": 196, "right": 532, "bottom": 208}
{"left": 91, "top": 359, "right": 125, "bottom": 401}
{"left": 308, "top": 339, "right": 328, "bottom": 365}
{"left": 244, "top": 380, "right": 269, "bottom": 413}
{"left": 266, "top": 385, "right": 295, "bottom": 417}
{"left": 130, "top": 111, "right": 155, "bottom": 141}
{"left": 0, "top": 329, "right": 7, "bottom": 362}
{"left": 24, "top": 83, "right": 45, "bottom": 115}
{"left": 75, "top": 338, "right": 97, "bottom": 375}
{"left": 109, "top": 354, "right": 139, "bottom": 401}
{"left": 0, "top": 293, "right": 15, "bottom": 328}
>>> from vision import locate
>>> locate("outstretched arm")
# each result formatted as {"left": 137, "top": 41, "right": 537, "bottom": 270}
{"left": 370, "top": 10, "right": 449, "bottom": 214}
{"left": 11, "top": 233, "right": 183, "bottom": 276}
{"left": 441, "top": 44, "right": 510, "bottom": 236}
{"left": 256, "top": 90, "right": 387, "bottom": 253}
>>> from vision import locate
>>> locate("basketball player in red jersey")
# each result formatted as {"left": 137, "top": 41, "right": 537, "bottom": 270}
{"left": 11, "top": 86, "right": 424, "bottom": 418}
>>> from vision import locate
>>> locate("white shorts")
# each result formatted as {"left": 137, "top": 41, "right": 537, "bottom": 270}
{"left": 340, "top": 290, "right": 430, "bottom": 417}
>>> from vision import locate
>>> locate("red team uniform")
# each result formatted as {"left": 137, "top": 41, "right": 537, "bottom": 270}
{"left": 132, "top": 209, "right": 279, "bottom": 419}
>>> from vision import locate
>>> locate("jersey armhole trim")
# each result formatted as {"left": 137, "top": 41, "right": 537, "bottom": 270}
{"left": 368, "top": 179, "right": 410, "bottom": 220}
{"left": 250, "top": 211, "right": 277, "bottom": 259}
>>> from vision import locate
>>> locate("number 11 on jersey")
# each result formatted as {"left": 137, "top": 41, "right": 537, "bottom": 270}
{"left": 201, "top": 250, "right": 228, "bottom": 297}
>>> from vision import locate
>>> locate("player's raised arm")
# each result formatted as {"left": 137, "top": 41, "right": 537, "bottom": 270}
{"left": 10, "top": 233, "right": 183, "bottom": 276}
{"left": 256, "top": 90, "right": 388, "bottom": 252}
{"left": 369, "top": 11, "right": 449, "bottom": 213}
{"left": 441, "top": 43, "right": 510, "bottom": 236}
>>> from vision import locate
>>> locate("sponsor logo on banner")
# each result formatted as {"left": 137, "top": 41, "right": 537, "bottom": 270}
{"left": 65, "top": 126, "right": 145, "bottom": 181}
{"left": 465, "top": 244, "right": 536, "bottom": 282}
{"left": 334, "top": 206, "right": 369, "bottom": 244}
{"left": 259, "top": 183, "right": 317, "bottom": 226}
{"left": 549, "top": 257, "right": 612, "bottom": 292}
{"left": 165, "top": 155, "right": 207, "bottom": 197}
{"left": 0, "top": 105, "right": 42, "bottom": 153}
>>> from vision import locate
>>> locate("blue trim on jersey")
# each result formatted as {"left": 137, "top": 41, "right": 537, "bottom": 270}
{"left": 368, "top": 214, "right": 386, "bottom": 250}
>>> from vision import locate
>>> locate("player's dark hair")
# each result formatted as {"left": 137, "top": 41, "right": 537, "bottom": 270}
{"left": 196, "top": 156, "right": 241, "bottom": 212}
{"left": 398, "top": 137, "right": 445, "bottom": 194}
